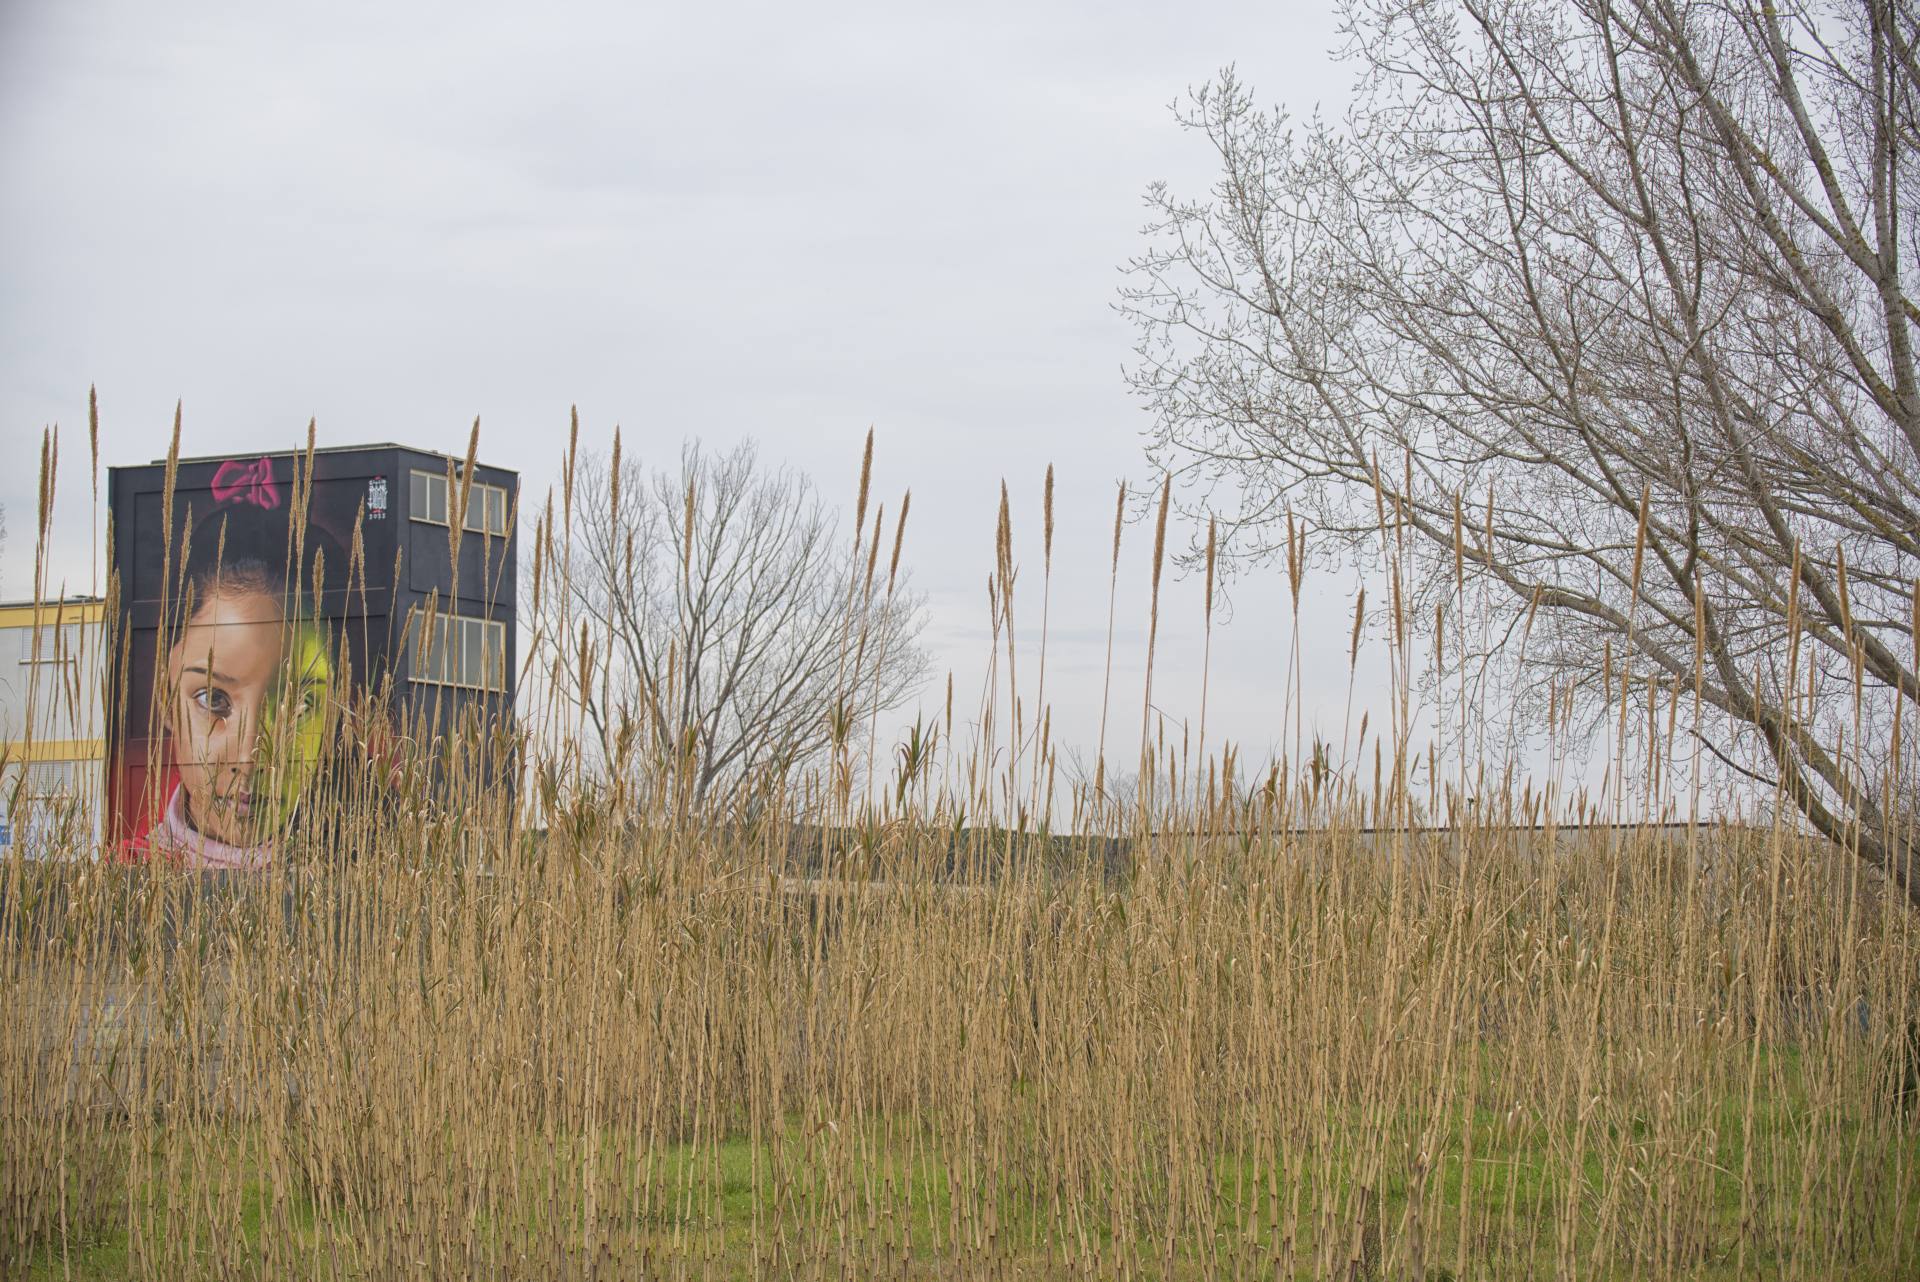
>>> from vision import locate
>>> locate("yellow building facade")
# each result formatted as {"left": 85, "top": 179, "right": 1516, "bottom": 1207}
{"left": 0, "top": 597, "right": 106, "bottom": 858}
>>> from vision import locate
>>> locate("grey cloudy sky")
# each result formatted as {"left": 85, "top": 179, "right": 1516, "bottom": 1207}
{"left": 1, "top": 0, "right": 1448, "bottom": 797}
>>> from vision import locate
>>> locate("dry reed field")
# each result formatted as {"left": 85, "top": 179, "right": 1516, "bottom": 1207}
{"left": 4, "top": 430, "right": 1918, "bottom": 1280}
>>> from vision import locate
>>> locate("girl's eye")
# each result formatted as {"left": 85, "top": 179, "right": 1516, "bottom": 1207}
{"left": 194, "top": 687, "right": 232, "bottom": 718}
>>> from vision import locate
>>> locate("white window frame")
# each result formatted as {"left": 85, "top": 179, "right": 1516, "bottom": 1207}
{"left": 408, "top": 468, "right": 509, "bottom": 535}
{"left": 408, "top": 609, "right": 507, "bottom": 692}
{"left": 15, "top": 622, "right": 84, "bottom": 665}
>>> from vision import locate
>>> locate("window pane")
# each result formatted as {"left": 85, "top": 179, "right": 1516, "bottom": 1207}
{"left": 410, "top": 614, "right": 429, "bottom": 679}
{"left": 405, "top": 611, "right": 510, "bottom": 686}
{"left": 411, "top": 471, "right": 451, "bottom": 525}
{"left": 27, "top": 762, "right": 73, "bottom": 795}
{"left": 461, "top": 484, "right": 503, "bottom": 534}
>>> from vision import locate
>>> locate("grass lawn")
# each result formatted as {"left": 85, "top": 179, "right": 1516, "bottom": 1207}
{"left": 23, "top": 1079, "right": 1919, "bottom": 1281}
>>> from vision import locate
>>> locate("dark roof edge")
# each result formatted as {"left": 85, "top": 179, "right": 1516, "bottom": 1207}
{"left": 121, "top": 443, "right": 519, "bottom": 475}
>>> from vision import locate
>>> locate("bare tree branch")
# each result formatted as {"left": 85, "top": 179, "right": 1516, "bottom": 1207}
{"left": 1123, "top": 0, "right": 1920, "bottom": 906}
{"left": 529, "top": 441, "right": 929, "bottom": 809}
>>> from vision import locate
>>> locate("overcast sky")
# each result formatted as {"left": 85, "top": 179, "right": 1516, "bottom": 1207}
{"left": 0, "top": 0, "right": 1493, "bottom": 804}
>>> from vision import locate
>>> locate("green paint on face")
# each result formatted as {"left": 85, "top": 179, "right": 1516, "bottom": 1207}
{"left": 257, "top": 621, "right": 336, "bottom": 832}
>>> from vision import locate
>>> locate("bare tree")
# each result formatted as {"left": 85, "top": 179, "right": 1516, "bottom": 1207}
{"left": 532, "top": 440, "right": 928, "bottom": 808}
{"left": 1059, "top": 745, "right": 1141, "bottom": 834}
{"left": 1124, "top": 0, "right": 1920, "bottom": 904}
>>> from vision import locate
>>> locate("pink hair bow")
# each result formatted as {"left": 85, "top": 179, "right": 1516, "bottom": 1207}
{"left": 210, "top": 457, "right": 281, "bottom": 509}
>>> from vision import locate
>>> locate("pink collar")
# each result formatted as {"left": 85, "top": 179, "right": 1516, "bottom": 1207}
{"left": 152, "top": 784, "right": 273, "bottom": 871}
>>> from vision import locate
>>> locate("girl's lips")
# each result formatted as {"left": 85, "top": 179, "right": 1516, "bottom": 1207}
{"left": 219, "top": 791, "right": 256, "bottom": 817}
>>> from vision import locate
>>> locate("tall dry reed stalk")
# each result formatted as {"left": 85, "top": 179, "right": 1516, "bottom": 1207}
{"left": 2, "top": 413, "right": 1917, "bottom": 1281}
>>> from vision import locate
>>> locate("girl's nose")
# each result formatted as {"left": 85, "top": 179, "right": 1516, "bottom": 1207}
{"left": 209, "top": 709, "right": 260, "bottom": 766}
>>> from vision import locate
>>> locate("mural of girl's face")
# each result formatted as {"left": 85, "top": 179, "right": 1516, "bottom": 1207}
{"left": 165, "top": 589, "right": 336, "bottom": 846}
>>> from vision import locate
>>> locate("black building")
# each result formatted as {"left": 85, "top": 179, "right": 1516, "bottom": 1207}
{"left": 106, "top": 443, "right": 517, "bottom": 844}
